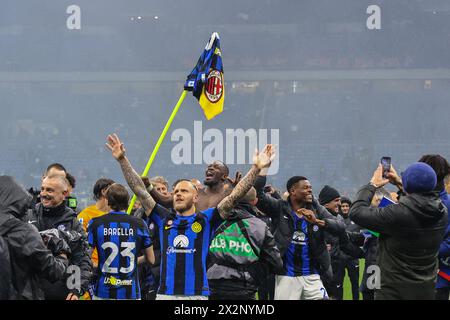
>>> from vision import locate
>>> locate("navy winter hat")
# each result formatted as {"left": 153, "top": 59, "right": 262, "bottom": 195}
{"left": 319, "top": 185, "right": 340, "bottom": 205}
{"left": 402, "top": 162, "right": 437, "bottom": 194}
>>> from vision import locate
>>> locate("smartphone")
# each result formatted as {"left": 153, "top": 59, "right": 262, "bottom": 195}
{"left": 381, "top": 157, "right": 391, "bottom": 179}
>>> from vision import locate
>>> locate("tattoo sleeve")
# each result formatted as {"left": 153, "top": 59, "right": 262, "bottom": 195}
{"left": 118, "top": 156, "right": 156, "bottom": 214}
{"left": 218, "top": 165, "right": 260, "bottom": 219}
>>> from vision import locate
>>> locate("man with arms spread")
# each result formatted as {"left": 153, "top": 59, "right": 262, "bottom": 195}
{"left": 106, "top": 133, "right": 275, "bottom": 299}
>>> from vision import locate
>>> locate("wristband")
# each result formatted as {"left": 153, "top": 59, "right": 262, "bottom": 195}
{"left": 369, "top": 181, "right": 379, "bottom": 189}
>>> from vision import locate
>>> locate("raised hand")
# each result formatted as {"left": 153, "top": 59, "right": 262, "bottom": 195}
{"left": 106, "top": 134, "right": 126, "bottom": 160}
{"left": 253, "top": 144, "right": 276, "bottom": 170}
{"left": 296, "top": 208, "right": 317, "bottom": 223}
{"left": 370, "top": 164, "right": 390, "bottom": 188}
{"left": 387, "top": 165, "right": 402, "bottom": 186}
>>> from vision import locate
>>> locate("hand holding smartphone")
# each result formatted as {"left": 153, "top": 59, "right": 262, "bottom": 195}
{"left": 381, "top": 157, "right": 391, "bottom": 179}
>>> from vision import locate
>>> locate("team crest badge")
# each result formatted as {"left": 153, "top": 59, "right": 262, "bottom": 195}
{"left": 313, "top": 225, "right": 319, "bottom": 232}
{"left": 191, "top": 222, "right": 202, "bottom": 233}
{"left": 204, "top": 70, "right": 223, "bottom": 103}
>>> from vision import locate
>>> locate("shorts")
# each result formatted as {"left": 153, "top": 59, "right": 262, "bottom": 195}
{"left": 274, "top": 274, "right": 328, "bottom": 300}
{"left": 156, "top": 294, "right": 208, "bottom": 300}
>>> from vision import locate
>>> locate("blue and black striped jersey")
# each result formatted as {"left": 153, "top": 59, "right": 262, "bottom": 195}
{"left": 87, "top": 211, "right": 152, "bottom": 299}
{"left": 284, "top": 211, "right": 317, "bottom": 276}
{"left": 150, "top": 204, "right": 221, "bottom": 296}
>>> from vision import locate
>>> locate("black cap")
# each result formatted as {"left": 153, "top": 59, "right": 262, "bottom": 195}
{"left": 318, "top": 185, "right": 340, "bottom": 205}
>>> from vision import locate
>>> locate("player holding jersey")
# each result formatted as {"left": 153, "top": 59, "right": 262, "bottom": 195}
{"left": 106, "top": 133, "right": 275, "bottom": 300}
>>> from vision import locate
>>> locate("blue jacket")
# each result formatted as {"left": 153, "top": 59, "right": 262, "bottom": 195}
{"left": 437, "top": 191, "right": 450, "bottom": 288}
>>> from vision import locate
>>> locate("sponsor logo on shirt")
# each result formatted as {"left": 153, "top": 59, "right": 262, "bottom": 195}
{"left": 174, "top": 235, "right": 189, "bottom": 248}
{"left": 166, "top": 247, "right": 196, "bottom": 254}
{"left": 292, "top": 231, "right": 306, "bottom": 245}
{"left": 104, "top": 276, "right": 133, "bottom": 286}
{"left": 166, "top": 235, "right": 196, "bottom": 254}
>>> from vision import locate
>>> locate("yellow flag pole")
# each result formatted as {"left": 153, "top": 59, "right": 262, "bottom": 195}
{"left": 127, "top": 89, "right": 188, "bottom": 214}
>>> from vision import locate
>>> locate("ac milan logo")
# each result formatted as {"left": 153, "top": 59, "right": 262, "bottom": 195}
{"left": 204, "top": 70, "right": 223, "bottom": 103}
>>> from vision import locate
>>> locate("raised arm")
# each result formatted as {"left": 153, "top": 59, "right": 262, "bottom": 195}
{"left": 218, "top": 144, "right": 276, "bottom": 219}
{"left": 254, "top": 175, "right": 284, "bottom": 219}
{"left": 106, "top": 134, "right": 156, "bottom": 215}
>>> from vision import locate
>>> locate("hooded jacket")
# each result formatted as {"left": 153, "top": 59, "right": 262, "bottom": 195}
{"left": 0, "top": 176, "right": 68, "bottom": 300}
{"left": 350, "top": 184, "right": 448, "bottom": 300}
{"left": 254, "top": 176, "right": 345, "bottom": 280}
{"left": 207, "top": 202, "right": 283, "bottom": 295}
{"left": 23, "top": 200, "right": 92, "bottom": 299}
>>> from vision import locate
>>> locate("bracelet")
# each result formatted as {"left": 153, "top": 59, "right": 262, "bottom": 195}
{"left": 146, "top": 183, "right": 154, "bottom": 192}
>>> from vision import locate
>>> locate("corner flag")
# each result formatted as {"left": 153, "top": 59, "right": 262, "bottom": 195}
{"left": 184, "top": 32, "right": 224, "bottom": 120}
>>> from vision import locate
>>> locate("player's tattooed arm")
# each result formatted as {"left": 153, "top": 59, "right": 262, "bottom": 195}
{"left": 218, "top": 145, "right": 276, "bottom": 219}
{"left": 106, "top": 134, "right": 156, "bottom": 215}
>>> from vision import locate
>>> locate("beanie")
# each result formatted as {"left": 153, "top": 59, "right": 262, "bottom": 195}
{"left": 340, "top": 196, "right": 352, "bottom": 206}
{"left": 319, "top": 185, "right": 340, "bottom": 205}
{"left": 402, "top": 162, "right": 437, "bottom": 194}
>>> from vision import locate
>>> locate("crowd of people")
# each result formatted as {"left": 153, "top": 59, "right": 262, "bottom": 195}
{"left": 0, "top": 133, "right": 449, "bottom": 300}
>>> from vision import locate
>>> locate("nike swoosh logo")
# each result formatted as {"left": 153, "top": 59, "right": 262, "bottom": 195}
{"left": 164, "top": 226, "right": 172, "bottom": 230}
{"left": 28, "top": 220, "right": 37, "bottom": 224}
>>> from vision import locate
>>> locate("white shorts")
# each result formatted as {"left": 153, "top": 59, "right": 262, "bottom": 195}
{"left": 156, "top": 294, "right": 208, "bottom": 300}
{"left": 92, "top": 296, "right": 141, "bottom": 300}
{"left": 274, "top": 274, "right": 328, "bottom": 300}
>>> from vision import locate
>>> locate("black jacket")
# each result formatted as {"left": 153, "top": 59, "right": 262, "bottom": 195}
{"left": 207, "top": 202, "right": 283, "bottom": 295}
{"left": 324, "top": 210, "right": 364, "bottom": 262}
{"left": 23, "top": 202, "right": 92, "bottom": 299}
{"left": 350, "top": 184, "right": 448, "bottom": 300}
{"left": 135, "top": 207, "right": 161, "bottom": 292}
{"left": 254, "top": 176, "right": 345, "bottom": 280}
{"left": 0, "top": 176, "right": 68, "bottom": 300}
